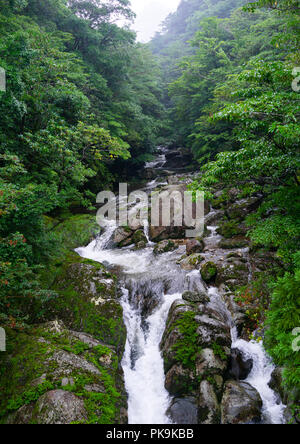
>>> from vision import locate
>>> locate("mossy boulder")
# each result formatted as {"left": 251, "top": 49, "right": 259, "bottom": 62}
{"left": 53, "top": 215, "right": 100, "bottom": 253}
{"left": 177, "top": 254, "right": 204, "bottom": 271}
{"left": 217, "top": 220, "right": 246, "bottom": 239}
{"left": 48, "top": 260, "right": 126, "bottom": 354}
{"left": 218, "top": 237, "right": 249, "bottom": 250}
{"left": 182, "top": 291, "right": 209, "bottom": 304}
{"left": 201, "top": 262, "right": 218, "bottom": 283}
{"left": 154, "top": 240, "right": 177, "bottom": 255}
{"left": 216, "top": 261, "right": 249, "bottom": 291}
{"left": 0, "top": 321, "right": 127, "bottom": 424}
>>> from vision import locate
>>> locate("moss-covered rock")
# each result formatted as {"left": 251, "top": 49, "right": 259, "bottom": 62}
{"left": 218, "top": 237, "right": 249, "bottom": 250}
{"left": 0, "top": 320, "right": 127, "bottom": 424}
{"left": 154, "top": 240, "right": 177, "bottom": 255}
{"left": 200, "top": 262, "right": 218, "bottom": 283}
{"left": 47, "top": 260, "right": 126, "bottom": 354}
{"left": 177, "top": 253, "right": 205, "bottom": 271}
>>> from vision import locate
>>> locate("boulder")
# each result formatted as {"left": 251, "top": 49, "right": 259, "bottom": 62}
{"left": 198, "top": 381, "right": 220, "bottom": 424}
{"left": 177, "top": 254, "right": 204, "bottom": 271}
{"left": 200, "top": 262, "right": 218, "bottom": 283}
{"left": 229, "top": 348, "right": 253, "bottom": 381}
{"left": 182, "top": 291, "right": 209, "bottom": 304}
{"left": 196, "top": 348, "right": 228, "bottom": 377}
{"left": 221, "top": 381, "right": 262, "bottom": 424}
{"left": 186, "top": 239, "right": 204, "bottom": 256}
{"left": 113, "top": 227, "right": 134, "bottom": 245}
{"left": 154, "top": 240, "right": 177, "bottom": 255}
{"left": 268, "top": 367, "right": 286, "bottom": 402}
{"left": 167, "top": 397, "right": 198, "bottom": 424}
{"left": 218, "top": 237, "right": 248, "bottom": 250}
{"left": 31, "top": 390, "right": 88, "bottom": 424}
{"left": 132, "top": 229, "right": 147, "bottom": 245}
{"left": 165, "top": 364, "right": 195, "bottom": 395}
{"left": 195, "top": 314, "right": 231, "bottom": 348}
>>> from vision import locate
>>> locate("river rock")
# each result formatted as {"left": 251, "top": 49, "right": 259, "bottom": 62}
{"left": 165, "top": 364, "right": 195, "bottom": 395}
{"left": 198, "top": 380, "right": 220, "bottom": 424}
{"left": 218, "top": 236, "right": 248, "bottom": 249}
{"left": 114, "top": 227, "right": 134, "bottom": 245}
{"left": 195, "top": 314, "right": 231, "bottom": 348}
{"left": 186, "top": 239, "right": 204, "bottom": 255}
{"left": 216, "top": 261, "right": 249, "bottom": 291}
{"left": 229, "top": 348, "right": 253, "bottom": 381}
{"left": 167, "top": 397, "right": 198, "bottom": 424}
{"left": 153, "top": 239, "right": 177, "bottom": 255}
{"left": 200, "top": 261, "right": 218, "bottom": 283}
{"left": 221, "top": 381, "right": 263, "bottom": 424}
{"left": 177, "top": 254, "right": 204, "bottom": 271}
{"left": 182, "top": 291, "right": 209, "bottom": 304}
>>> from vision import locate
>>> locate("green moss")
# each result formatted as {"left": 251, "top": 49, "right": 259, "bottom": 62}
{"left": 201, "top": 262, "right": 218, "bottom": 283}
{"left": 171, "top": 311, "right": 200, "bottom": 369}
{"left": 217, "top": 220, "right": 244, "bottom": 239}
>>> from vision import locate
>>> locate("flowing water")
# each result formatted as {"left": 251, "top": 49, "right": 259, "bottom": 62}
{"left": 75, "top": 151, "right": 286, "bottom": 425}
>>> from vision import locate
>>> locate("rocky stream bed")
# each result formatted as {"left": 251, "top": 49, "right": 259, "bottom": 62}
{"left": 0, "top": 147, "right": 295, "bottom": 424}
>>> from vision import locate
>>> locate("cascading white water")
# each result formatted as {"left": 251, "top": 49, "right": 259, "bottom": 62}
{"left": 75, "top": 155, "right": 287, "bottom": 425}
{"left": 232, "top": 338, "right": 286, "bottom": 424}
{"left": 121, "top": 289, "right": 181, "bottom": 424}
{"left": 207, "top": 287, "right": 286, "bottom": 423}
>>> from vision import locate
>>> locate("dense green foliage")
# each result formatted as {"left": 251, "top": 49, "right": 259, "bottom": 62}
{"left": 168, "top": 0, "right": 299, "bottom": 395}
{"left": 0, "top": 0, "right": 299, "bottom": 421}
{"left": 0, "top": 0, "right": 165, "bottom": 327}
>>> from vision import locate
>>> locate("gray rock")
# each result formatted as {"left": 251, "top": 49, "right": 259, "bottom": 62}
{"left": 221, "top": 381, "right": 263, "bottom": 424}
{"left": 198, "top": 380, "right": 220, "bottom": 424}
{"left": 186, "top": 239, "right": 204, "bottom": 256}
{"left": 153, "top": 240, "right": 177, "bottom": 255}
{"left": 34, "top": 390, "right": 88, "bottom": 424}
{"left": 167, "top": 397, "right": 198, "bottom": 424}
{"left": 47, "top": 350, "right": 101, "bottom": 378}
{"left": 165, "top": 364, "right": 195, "bottom": 395}
{"left": 229, "top": 348, "right": 253, "bottom": 381}
{"left": 182, "top": 291, "right": 209, "bottom": 304}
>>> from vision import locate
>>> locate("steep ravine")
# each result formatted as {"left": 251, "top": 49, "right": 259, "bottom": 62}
{"left": 77, "top": 147, "right": 287, "bottom": 425}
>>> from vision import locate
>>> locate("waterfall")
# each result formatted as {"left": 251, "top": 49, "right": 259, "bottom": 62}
{"left": 75, "top": 153, "right": 286, "bottom": 425}
{"left": 121, "top": 288, "right": 180, "bottom": 424}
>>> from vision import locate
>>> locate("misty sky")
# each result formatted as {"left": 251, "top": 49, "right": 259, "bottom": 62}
{"left": 130, "top": 0, "right": 181, "bottom": 42}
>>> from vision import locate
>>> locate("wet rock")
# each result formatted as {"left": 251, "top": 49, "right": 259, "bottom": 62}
{"left": 160, "top": 304, "right": 192, "bottom": 373}
{"left": 216, "top": 262, "right": 249, "bottom": 291}
{"left": 198, "top": 381, "right": 220, "bottom": 424}
{"left": 154, "top": 240, "right": 178, "bottom": 255}
{"left": 165, "top": 364, "right": 195, "bottom": 395}
{"left": 132, "top": 229, "right": 147, "bottom": 245}
{"left": 218, "top": 236, "right": 249, "bottom": 249}
{"left": 167, "top": 397, "right": 198, "bottom": 424}
{"left": 196, "top": 348, "right": 228, "bottom": 377}
{"left": 226, "top": 198, "right": 261, "bottom": 221}
{"left": 268, "top": 367, "right": 286, "bottom": 402}
{"left": 114, "top": 227, "right": 134, "bottom": 245}
{"left": 182, "top": 291, "right": 209, "bottom": 304}
{"left": 177, "top": 254, "right": 204, "bottom": 271}
{"left": 221, "top": 381, "right": 262, "bottom": 424}
{"left": 186, "top": 239, "right": 204, "bottom": 256}
{"left": 195, "top": 314, "right": 231, "bottom": 348}
{"left": 200, "top": 262, "right": 218, "bottom": 283}
{"left": 229, "top": 348, "right": 253, "bottom": 381}
{"left": 150, "top": 225, "right": 186, "bottom": 242}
